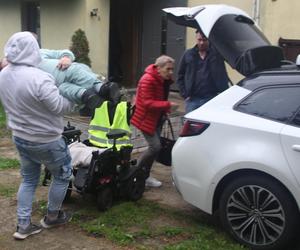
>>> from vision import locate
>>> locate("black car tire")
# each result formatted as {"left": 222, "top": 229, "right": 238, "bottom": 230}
{"left": 219, "top": 175, "right": 299, "bottom": 250}
{"left": 97, "top": 186, "right": 113, "bottom": 211}
{"left": 126, "top": 168, "right": 145, "bottom": 201}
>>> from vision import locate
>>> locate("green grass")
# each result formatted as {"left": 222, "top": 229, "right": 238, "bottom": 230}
{"left": 0, "top": 102, "right": 6, "bottom": 128}
{"left": 0, "top": 157, "right": 19, "bottom": 197}
{"left": 37, "top": 200, "right": 48, "bottom": 213}
{"left": 0, "top": 157, "right": 19, "bottom": 170}
{"left": 71, "top": 199, "right": 248, "bottom": 250}
{"left": 0, "top": 184, "right": 17, "bottom": 197}
{"left": 72, "top": 200, "right": 160, "bottom": 244}
{"left": 0, "top": 102, "right": 10, "bottom": 137}
{"left": 164, "top": 228, "right": 246, "bottom": 250}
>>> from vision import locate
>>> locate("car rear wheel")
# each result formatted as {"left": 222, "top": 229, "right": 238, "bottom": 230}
{"left": 219, "top": 175, "right": 299, "bottom": 250}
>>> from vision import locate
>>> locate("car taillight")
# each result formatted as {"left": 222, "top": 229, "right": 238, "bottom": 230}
{"left": 180, "top": 120, "right": 209, "bottom": 137}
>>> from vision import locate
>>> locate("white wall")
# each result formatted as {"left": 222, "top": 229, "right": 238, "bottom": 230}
{"left": 85, "top": 0, "right": 110, "bottom": 77}
{"left": 40, "top": 0, "right": 110, "bottom": 76}
{"left": 260, "top": 0, "right": 300, "bottom": 44}
{"left": 0, "top": 0, "right": 21, "bottom": 57}
{"left": 40, "top": 0, "right": 84, "bottom": 50}
{"left": 0, "top": 0, "right": 110, "bottom": 76}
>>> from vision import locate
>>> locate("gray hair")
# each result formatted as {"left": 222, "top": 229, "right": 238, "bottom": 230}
{"left": 154, "top": 55, "right": 175, "bottom": 67}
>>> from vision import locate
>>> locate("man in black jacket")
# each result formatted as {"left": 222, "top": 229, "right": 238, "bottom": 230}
{"left": 177, "top": 29, "right": 229, "bottom": 113}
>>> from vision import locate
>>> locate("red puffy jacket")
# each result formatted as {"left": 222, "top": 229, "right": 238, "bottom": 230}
{"left": 131, "top": 64, "right": 171, "bottom": 135}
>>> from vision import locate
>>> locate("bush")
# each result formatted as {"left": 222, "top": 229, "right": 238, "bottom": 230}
{"left": 70, "top": 29, "right": 91, "bottom": 67}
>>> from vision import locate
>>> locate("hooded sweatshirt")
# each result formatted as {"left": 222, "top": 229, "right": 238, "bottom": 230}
{"left": 0, "top": 32, "right": 74, "bottom": 143}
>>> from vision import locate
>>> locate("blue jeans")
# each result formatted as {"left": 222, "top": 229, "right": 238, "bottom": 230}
{"left": 185, "top": 96, "right": 215, "bottom": 113}
{"left": 13, "top": 136, "right": 72, "bottom": 227}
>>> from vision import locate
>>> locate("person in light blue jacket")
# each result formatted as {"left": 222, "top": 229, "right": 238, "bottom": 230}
{"left": 38, "top": 49, "right": 120, "bottom": 110}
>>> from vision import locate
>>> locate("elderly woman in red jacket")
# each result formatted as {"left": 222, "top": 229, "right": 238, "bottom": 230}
{"left": 131, "top": 55, "right": 178, "bottom": 187}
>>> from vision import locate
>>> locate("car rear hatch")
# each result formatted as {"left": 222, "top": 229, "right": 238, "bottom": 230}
{"left": 163, "top": 5, "right": 284, "bottom": 76}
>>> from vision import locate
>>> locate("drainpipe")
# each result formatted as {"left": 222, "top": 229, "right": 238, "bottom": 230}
{"left": 253, "top": 0, "right": 260, "bottom": 25}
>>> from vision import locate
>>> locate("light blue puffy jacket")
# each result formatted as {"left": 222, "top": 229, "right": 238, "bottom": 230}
{"left": 38, "top": 49, "right": 101, "bottom": 103}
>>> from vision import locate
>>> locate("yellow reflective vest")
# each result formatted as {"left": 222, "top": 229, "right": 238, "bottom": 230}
{"left": 88, "top": 101, "right": 132, "bottom": 150}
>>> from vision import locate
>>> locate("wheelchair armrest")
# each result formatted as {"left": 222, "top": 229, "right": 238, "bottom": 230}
{"left": 106, "top": 129, "right": 127, "bottom": 140}
{"left": 64, "top": 121, "right": 76, "bottom": 131}
{"left": 63, "top": 122, "right": 81, "bottom": 142}
{"left": 62, "top": 129, "right": 81, "bottom": 144}
{"left": 62, "top": 129, "right": 81, "bottom": 138}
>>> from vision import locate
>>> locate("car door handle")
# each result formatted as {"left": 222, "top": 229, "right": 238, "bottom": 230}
{"left": 292, "top": 145, "right": 300, "bottom": 152}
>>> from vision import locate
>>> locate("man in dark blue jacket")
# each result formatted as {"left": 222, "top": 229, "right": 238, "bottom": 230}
{"left": 177, "top": 29, "right": 229, "bottom": 113}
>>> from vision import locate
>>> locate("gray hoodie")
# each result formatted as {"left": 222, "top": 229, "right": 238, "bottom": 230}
{"left": 0, "top": 32, "right": 74, "bottom": 143}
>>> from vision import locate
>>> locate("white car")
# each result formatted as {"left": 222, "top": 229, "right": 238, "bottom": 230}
{"left": 164, "top": 5, "right": 300, "bottom": 250}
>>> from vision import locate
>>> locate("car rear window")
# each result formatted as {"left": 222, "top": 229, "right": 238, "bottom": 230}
{"left": 235, "top": 85, "right": 300, "bottom": 124}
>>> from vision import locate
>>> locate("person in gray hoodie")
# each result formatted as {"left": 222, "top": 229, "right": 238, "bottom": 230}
{"left": 1, "top": 48, "right": 120, "bottom": 111}
{"left": 0, "top": 31, "right": 74, "bottom": 240}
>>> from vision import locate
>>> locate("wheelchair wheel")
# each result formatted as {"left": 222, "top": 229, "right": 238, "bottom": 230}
{"left": 97, "top": 186, "right": 113, "bottom": 211}
{"left": 126, "top": 168, "right": 145, "bottom": 201}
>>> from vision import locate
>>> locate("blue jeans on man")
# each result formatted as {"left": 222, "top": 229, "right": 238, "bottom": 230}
{"left": 13, "top": 136, "right": 72, "bottom": 228}
{"left": 185, "top": 95, "right": 215, "bottom": 113}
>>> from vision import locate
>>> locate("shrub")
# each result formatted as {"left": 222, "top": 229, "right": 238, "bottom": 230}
{"left": 70, "top": 29, "right": 91, "bottom": 67}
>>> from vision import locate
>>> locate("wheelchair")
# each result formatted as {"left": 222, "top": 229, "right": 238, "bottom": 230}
{"left": 43, "top": 121, "right": 146, "bottom": 211}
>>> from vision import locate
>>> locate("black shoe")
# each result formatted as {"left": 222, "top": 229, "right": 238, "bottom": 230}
{"left": 40, "top": 210, "right": 72, "bottom": 229}
{"left": 13, "top": 223, "right": 42, "bottom": 240}
{"left": 81, "top": 89, "right": 103, "bottom": 109}
{"left": 99, "top": 82, "right": 121, "bottom": 103}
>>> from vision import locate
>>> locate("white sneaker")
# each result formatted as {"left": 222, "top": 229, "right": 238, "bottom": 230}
{"left": 145, "top": 177, "right": 162, "bottom": 188}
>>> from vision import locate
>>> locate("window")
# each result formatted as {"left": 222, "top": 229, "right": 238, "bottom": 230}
{"left": 236, "top": 86, "right": 300, "bottom": 123}
{"left": 21, "top": 2, "right": 40, "bottom": 40}
{"left": 279, "top": 37, "right": 300, "bottom": 63}
{"left": 291, "top": 110, "right": 300, "bottom": 126}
